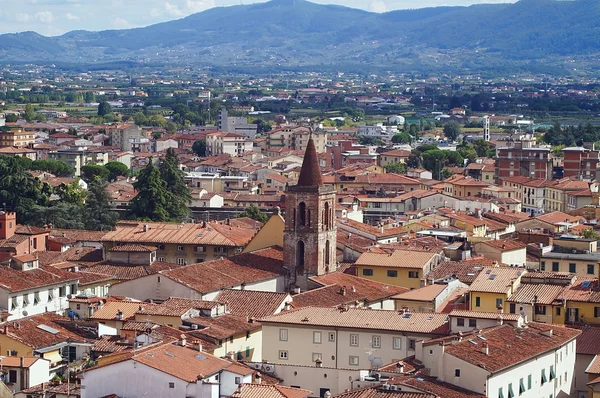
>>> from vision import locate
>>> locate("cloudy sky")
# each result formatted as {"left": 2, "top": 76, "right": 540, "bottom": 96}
{"left": 0, "top": 0, "right": 516, "bottom": 36}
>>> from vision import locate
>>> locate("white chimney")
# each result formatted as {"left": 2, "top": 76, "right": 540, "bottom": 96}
{"left": 481, "top": 342, "right": 489, "bottom": 356}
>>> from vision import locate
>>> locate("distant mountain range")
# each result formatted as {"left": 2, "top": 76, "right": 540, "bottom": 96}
{"left": 1, "top": 0, "right": 599, "bottom": 74}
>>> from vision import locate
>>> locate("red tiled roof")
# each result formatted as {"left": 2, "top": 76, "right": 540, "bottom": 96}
{"left": 577, "top": 326, "right": 600, "bottom": 355}
{"left": 186, "top": 314, "right": 261, "bottom": 339}
{"left": 230, "top": 384, "right": 312, "bottom": 398}
{"left": 85, "top": 261, "right": 182, "bottom": 281}
{"left": 162, "top": 247, "right": 283, "bottom": 294}
{"left": 0, "top": 264, "right": 78, "bottom": 292}
{"left": 444, "top": 323, "right": 580, "bottom": 373}
{"left": 310, "top": 273, "right": 407, "bottom": 302}
{"left": 1, "top": 312, "right": 93, "bottom": 349}
{"left": 215, "top": 289, "right": 289, "bottom": 319}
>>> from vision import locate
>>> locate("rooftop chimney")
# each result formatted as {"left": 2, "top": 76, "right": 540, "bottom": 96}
{"left": 340, "top": 286, "right": 347, "bottom": 296}
{"left": 116, "top": 310, "right": 124, "bottom": 320}
{"left": 315, "top": 358, "right": 323, "bottom": 368}
{"left": 255, "top": 372, "right": 262, "bottom": 385}
{"left": 180, "top": 334, "right": 187, "bottom": 347}
{"left": 396, "top": 361, "right": 405, "bottom": 373}
{"left": 481, "top": 342, "right": 489, "bottom": 356}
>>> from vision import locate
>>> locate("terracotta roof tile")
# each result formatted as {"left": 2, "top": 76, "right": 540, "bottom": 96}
{"left": 355, "top": 250, "right": 437, "bottom": 269}
{"left": 444, "top": 322, "right": 580, "bottom": 373}
{"left": 310, "top": 273, "right": 407, "bottom": 302}
{"left": 586, "top": 355, "right": 600, "bottom": 375}
{"left": 389, "top": 376, "right": 487, "bottom": 398}
{"left": 333, "top": 386, "right": 434, "bottom": 398}
{"left": 91, "top": 300, "right": 149, "bottom": 321}
{"left": 424, "top": 258, "right": 495, "bottom": 285}
{"left": 291, "top": 285, "right": 369, "bottom": 309}
{"left": 230, "top": 383, "right": 312, "bottom": 398}
{"left": 186, "top": 314, "right": 261, "bottom": 339}
{"left": 85, "top": 261, "right": 182, "bottom": 281}
{"left": 91, "top": 335, "right": 131, "bottom": 354}
{"left": 1, "top": 312, "right": 94, "bottom": 349}
{"left": 109, "top": 244, "right": 157, "bottom": 252}
{"left": 506, "top": 283, "right": 565, "bottom": 305}
{"left": 163, "top": 247, "right": 283, "bottom": 294}
{"left": 577, "top": 326, "right": 600, "bottom": 355}
{"left": 136, "top": 297, "right": 220, "bottom": 317}
{"left": 559, "top": 277, "right": 600, "bottom": 303}
{"left": 101, "top": 221, "right": 256, "bottom": 247}
{"left": 259, "top": 307, "right": 449, "bottom": 335}
{"left": 0, "top": 356, "right": 41, "bottom": 368}
{"left": 134, "top": 343, "right": 232, "bottom": 382}
{"left": 0, "top": 264, "right": 78, "bottom": 292}
{"left": 468, "top": 267, "right": 525, "bottom": 294}
{"left": 215, "top": 289, "right": 289, "bottom": 318}
{"left": 19, "top": 382, "right": 81, "bottom": 397}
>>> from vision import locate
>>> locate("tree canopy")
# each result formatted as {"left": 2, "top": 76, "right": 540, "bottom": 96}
{"left": 128, "top": 162, "right": 173, "bottom": 222}
{"left": 160, "top": 148, "right": 192, "bottom": 221}
{"left": 236, "top": 204, "right": 268, "bottom": 223}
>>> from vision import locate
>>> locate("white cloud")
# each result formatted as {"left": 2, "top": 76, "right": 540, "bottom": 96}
{"left": 112, "top": 17, "right": 131, "bottom": 28}
{"left": 16, "top": 13, "right": 31, "bottom": 22}
{"left": 369, "top": 0, "right": 387, "bottom": 13}
{"left": 65, "top": 13, "right": 80, "bottom": 21}
{"left": 186, "top": 0, "right": 215, "bottom": 13}
{"left": 164, "top": 2, "right": 185, "bottom": 16}
{"left": 34, "top": 11, "right": 54, "bottom": 23}
{"left": 150, "top": 8, "right": 162, "bottom": 17}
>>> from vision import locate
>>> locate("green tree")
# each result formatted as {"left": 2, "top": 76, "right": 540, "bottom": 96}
{"left": 128, "top": 162, "right": 173, "bottom": 221}
{"left": 24, "top": 104, "right": 36, "bottom": 123}
{"left": 391, "top": 133, "right": 412, "bottom": 144}
{"left": 384, "top": 162, "right": 407, "bottom": 174}
{"left": 581, "top": 228, "right": 600, "bottom": 240}
{"left": 192, "top": 140, "right": 207, "bottom": 157}
{"left": 0, "top": 155, "right": 49, "bottom": 222}
{"left": 80, "top": 165, "right": 110, "bottom": 182}
{"left": 97, "top": 101, "right": 112, "bottom": 117}
{"left": 422, "top": 149, "right": 447, "bottom": 180}
{"left": 236, "top": 204, "right": 268, "bottom": 223}
{"left": 105, "top": 161, "right": 129, "bottom": 181}
{"left": 53, "top": 181, "right": 87, "bottom": 205}
{"left": 443, "top": 122, "right": 462, "bottom": 142}
{"left": 84, "top": 179, "right": 118, "bottom": 231}
{"left": 30, "top": 159, "right": 74, "bottom": 177}
{"left": 4, "top": 114, "right": 18, "bottom": 123}
{"left": 26, "top": 203, "right": 85, "bottom": 229}
{"left": 133, "top": 112, "right": 148, "bottom": 126}
{"left": 159, "top": 148, "right": 192, "bottom": 221}
{"left": 473, "top": 140, "right": 493, "bottom": 157}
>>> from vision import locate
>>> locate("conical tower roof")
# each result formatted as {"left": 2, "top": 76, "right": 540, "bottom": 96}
{"left": 296, "top": 135, "right": 323, "bottom": 187}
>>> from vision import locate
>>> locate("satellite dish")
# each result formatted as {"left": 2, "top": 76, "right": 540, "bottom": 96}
{"left": 22, "top": 310, "right": 28, "bottom": 316}
{"left": 372, "top": 358, "right": 384, "bottom": 369}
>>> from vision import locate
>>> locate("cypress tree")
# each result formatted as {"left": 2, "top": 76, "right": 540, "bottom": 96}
{"left": 159, "top": 148, "right": 192, "bottom": 221}
{"left": 129, "top": 162, "right": 173, "bottom": 222}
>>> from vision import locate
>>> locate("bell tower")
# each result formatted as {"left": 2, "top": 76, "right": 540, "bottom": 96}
{"left": 284, "top": 134, "right": 337, "bottom": 291}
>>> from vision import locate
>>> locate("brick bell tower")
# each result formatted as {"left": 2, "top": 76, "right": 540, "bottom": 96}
{"left": 284, "top": 133, "right": 337, "bottom": 291}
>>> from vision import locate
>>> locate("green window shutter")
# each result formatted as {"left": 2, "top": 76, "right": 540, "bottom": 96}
{"left": 550, "top": 365, "right": 556, "bottom": 380}
{"left": 541, "top": 369, "right": 547, "bottom": 384}
{"left": 508, "top": 383, "right": 514, "bottom": 398}
{"left": 519, "top": 378, "right": 526, "bottom": 394}
{"left": 498, "top": 387, "right": 505, "bottom": 398}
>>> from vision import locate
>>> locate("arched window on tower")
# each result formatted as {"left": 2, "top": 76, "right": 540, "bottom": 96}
{"left": 299, "top": 202, "right": 306, "bottom": 226}
{"left": 324, "top": 202, "right": 330, "bottom": 230}
{"left": 297, "top": 240, "right": 305, "bottom": 268}
{"left": 325, "top": 240, "right": 330, "bottom": 265}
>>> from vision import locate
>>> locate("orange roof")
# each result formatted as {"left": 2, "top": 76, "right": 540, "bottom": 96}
{"left": 355, "top": 250, "right": 437, "bottom": 269}
{"left": 444, "top": 322, "right": 580, "bottom": 373}
{"left": 259, "top": 307, "right": 449, "bottom": 335}
{"left": 230, "top": 384, "right": 312, "bottom": 398}
{"left": 468, "top": 267, "right": 525, "bottom": 294}
{"left": 101, "top": 221, "right": 255, "bottom": 247}
{"left": 392, "top": 284, "right": 447, "bottom": 302}
{"left": 91, "top": 300, "right": 148, "bottom": 321}
{"left": 215, "top": 289, "right": 289, "bottom": 319}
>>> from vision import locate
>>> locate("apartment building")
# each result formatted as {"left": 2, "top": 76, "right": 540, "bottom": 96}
{"left": 206, "top": 131, "right": 249, "bottom": 157}
{"left": 496, "top": 140, "right": 553, "bottom": 180}
{"left": 562, "top": 146, "right": 600, "bottom": 179}
{"left": 416, "top": 322, "right": 580, "bottom": 398}
{"left": 469, "top": 267, "right": 526, "bottom": 313}
{"left": 539, "top": 236, "right": 600, "bottom": 278}
{"left": 49, "top": 148, "right": 109, "bottom": 177}
{"left": 107, "top": 123, "right": 144, "bottom": 151}
{"left": 0, "top": 127, "right": 35, "bottom": 148}
{"left": 217, "top": 107, "right": 258, "bottom": 139}
{"left": 100, "top": 221, "right": 256, "bottom": 265}
{"left": 259, "top": 307, "right": 449, "bottom": 369}
{"left": 354, "top": 250, "right": 440, "bottom": 289}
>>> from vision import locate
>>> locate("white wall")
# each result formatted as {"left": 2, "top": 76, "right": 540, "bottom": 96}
{"left": 220, "top": 370, "right": 252, "bottom": 397}
{"left": 3, "top": 282, "right": 77, "bottom": 321}
{"left": 262, "top": 324, "right": 439, "bottom": 370}
{"left": 247, "top": 363, "right": 360, "bottom": 396}
{"left": 82, "top": 359, "right": 217, "bottom": 398}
